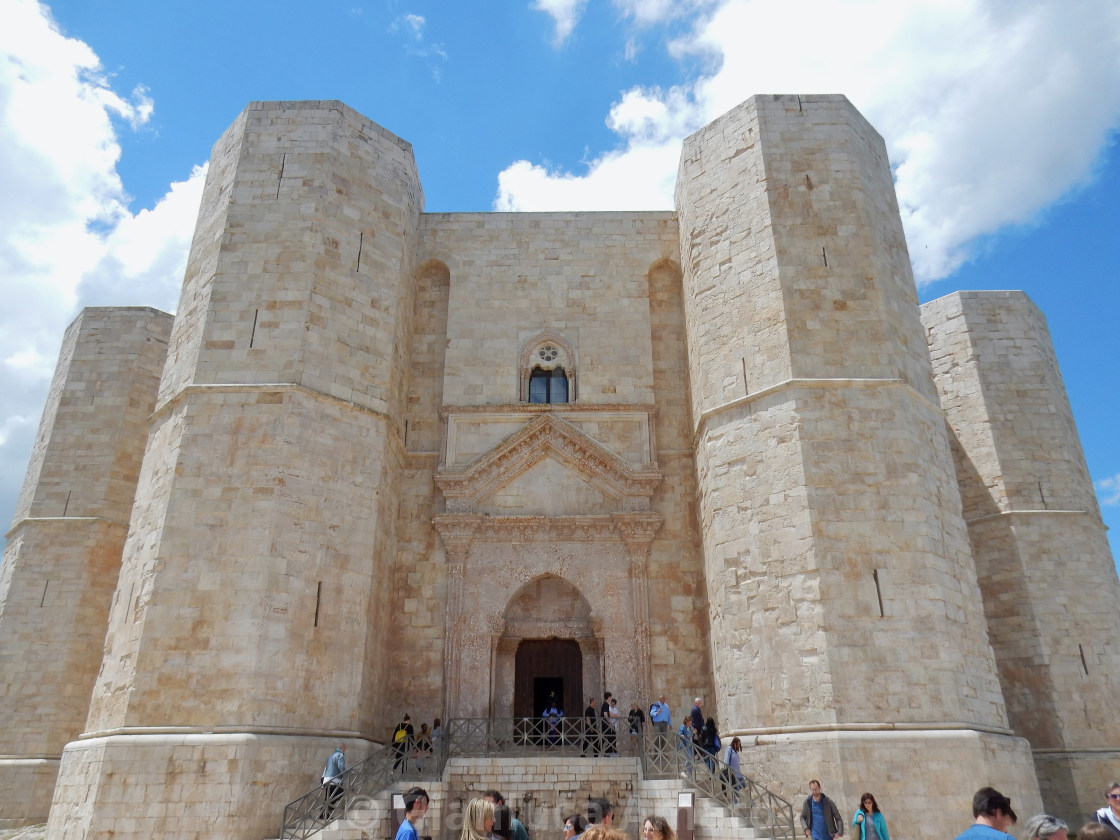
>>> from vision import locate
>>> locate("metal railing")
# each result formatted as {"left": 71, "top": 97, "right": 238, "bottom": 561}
{"left": 638, "top": 731, "right": 797, "bottom": 840}
{"left": 280, "top": 720, "right": 796, "bottom": 840}
{"left": 444, "top": 715, "right": 629, "bottom": 757}
{"left": 280, "top": 737, "right": 446, "bottom": 840}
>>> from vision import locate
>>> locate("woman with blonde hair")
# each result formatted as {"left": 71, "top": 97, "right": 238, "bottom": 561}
{"left": 461, "top": 797, "right": 496, "bottom": 840}
{"left": 580, "top": 826, "right": 628, "bottom": 840}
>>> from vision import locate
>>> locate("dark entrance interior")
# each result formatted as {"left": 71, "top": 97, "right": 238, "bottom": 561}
{"left": 513, "top": 639, "right": 582, "bottom": 718}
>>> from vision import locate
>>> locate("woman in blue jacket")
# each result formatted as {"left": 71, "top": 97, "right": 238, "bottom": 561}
{"left": 852, "top": 793, "right": 890, "bottom": 840}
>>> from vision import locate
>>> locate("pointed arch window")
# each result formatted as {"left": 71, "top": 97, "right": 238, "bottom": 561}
{"left": 520, "top": 334, "right": 576, "bottom": 404}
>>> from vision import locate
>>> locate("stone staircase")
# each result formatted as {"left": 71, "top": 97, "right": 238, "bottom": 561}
{"left": 283, "top": 757, "right": 763, "bottom": 840}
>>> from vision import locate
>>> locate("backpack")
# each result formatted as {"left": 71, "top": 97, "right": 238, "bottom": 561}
{"left": 394, "top": 725, "right": 408, "bottom": 743}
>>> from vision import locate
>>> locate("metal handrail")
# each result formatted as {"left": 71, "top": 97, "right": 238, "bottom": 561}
{"left": 638, "top": 730, "right": 797, "bottom": 840}
{"left": 445, "top": 715, "right": 623, "bottom": 756}
{"left": 280, "top": 720, "right": 796, "bottom": 840}
{"left": 280, "top": 737, "right": 447, "bottom": 840}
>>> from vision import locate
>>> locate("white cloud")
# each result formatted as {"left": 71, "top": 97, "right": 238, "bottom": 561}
{"left": 390, "top": 11, "right": 449, "bottom": 79}
{"left": 0, "top": 0, "right": 205, "bottom": 529}
{"left": 614, "top": 0, "right": 710, "bottom": 26}
{"left": 533, "top": 0, "right": 589, "bottom": 45}
{"left": 1098, "top": 474, "right": 1120, "bottom": 508}
{"left": 498, "top": 0, "right": 1120, "bottom": 284}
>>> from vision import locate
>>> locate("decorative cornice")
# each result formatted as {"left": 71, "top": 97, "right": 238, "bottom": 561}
{"left": 435, "top": 414, "right": 661, "bottom": 513}
{"left": 433, "top": 512, "right": 663, "bottom": 544}
{"left": 440, "top": 403, "right": 658, "bottom": 419}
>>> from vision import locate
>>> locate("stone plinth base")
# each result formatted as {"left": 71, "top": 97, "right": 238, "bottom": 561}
{"left": 0, "top": 758, "right": 59, "bottom": 828}
{"left": 1034, "top": 748, "right": 1120, "bottom": 831}
{"left": 733, "top": 726, "right": 1042, "bottom": 840}
{"left": 45, "top": 732, "right": 368, "bottom": 840}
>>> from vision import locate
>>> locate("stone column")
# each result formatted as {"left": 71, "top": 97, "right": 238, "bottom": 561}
{"left": 0, "top": 308, "right": 171, "bottom": 827}
{"left": 46, "top": 102, "right": 423, "bottom": 840}
{"left": 435, "top": 515, "right": 478, "bottom": 718}
{"left": 675, "top": 95, "right": 1041, "bottom": 836}
{"left": 615, "top": 513, "right": 661, "bottom": 704}
{"left": 922, "top": 290, "right": 1120, "bottom": 826}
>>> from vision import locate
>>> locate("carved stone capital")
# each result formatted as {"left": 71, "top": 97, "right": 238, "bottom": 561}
{"left": 433, "top": 514, "right": 481, "bottom": 562}
{"left": 612, "top": 512, "right": 663, "bottom": 562}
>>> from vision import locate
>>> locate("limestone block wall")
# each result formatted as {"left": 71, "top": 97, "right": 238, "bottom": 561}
{"left": 674, "top": 94, "right": 1037, "bottom": 831}
{"left": 922, "top": 290, "right": 1120, "bottom": 824}
{"left": 384, "top": 214, "right": 710, "bottom": 722}
{"left": 0, "top": 307, "right": 171, "bottom": 827}
{"left": 676, "top": 93, "right": 1004, "bottom": 729}
{"left": 420, "top": 212, "right": 678, "bottom": 407}
{"left": 45, "top": 102, "right": 423, "bottom": 840}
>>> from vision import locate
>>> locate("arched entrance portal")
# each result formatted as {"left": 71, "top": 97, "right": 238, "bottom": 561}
{"left": 514, "top": 639, "right": 583, "bottom": 718}
{"left": 491, "top": 574, "right": 602, "bottom": 718}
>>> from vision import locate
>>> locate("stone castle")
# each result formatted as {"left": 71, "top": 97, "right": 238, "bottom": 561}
{"left": 1, "top": 94, "right": 1118, "bottom": 840}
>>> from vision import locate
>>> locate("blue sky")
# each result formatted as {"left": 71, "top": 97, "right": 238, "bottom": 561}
{"left": 1, "top": 0, "right": 1118, "bottom": 565}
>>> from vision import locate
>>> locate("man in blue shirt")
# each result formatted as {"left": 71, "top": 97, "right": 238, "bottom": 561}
{"left": 953, "top": 787, "right": 1017, "bottom": 840}
{"left": 394, "top": 787, "right": 429, "bottom": 840}
{"left": 800, "top": 780, "right": 843, "bottom": 840}
{"left": 320, "top": 744, "right": 346, "bottom": 821}
{"left": 650, "top": 695, "right": 672, "bottom": 732}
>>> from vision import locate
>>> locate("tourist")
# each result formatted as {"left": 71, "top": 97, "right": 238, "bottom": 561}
{"left": 484, "top": 790, "right": 531, "bottom": 840}
{"left": 431, "top": 718, "right": 443, "bottom": 754}
{"left": 678, "top": 717, "right": 695, "bottom": 776}
{"left": 1095, "top": 782, "right": 1120, "bottom": 835}
{"left": 722, "top": 737, "right": 745, "bottom": 800}
{"left": 600, "top": 692, "right": 615, "bottom": 755}
{"left": 413, "top": 723, "right": 432, "bottom": 773}
{"left": 607, "top": 697, "right": 621, "bottom": 753}
{"left": 392, "top": 713, "right": 414, "bottom": 772}
{"left": 649, "top": 695, "right": 671, "bottom": 733}
{"left": 493, "top": 805, "right": 514, "bottom": 840}
{"left": 395, "top": 786, "right": 430, "bottom": 840}
{"left": 1079, "top": 825, "right": 1118, "bottom": 840}
{"left": 583, "top": 697, "right": 599, "bottom": 756}
{"left": 851, "top": 793, "right": 890, "bottom": 840}
{"left": 563, "top": 814, "right": 588, "bottom": 840}
{"left": 1022, "top": 815, "right": 1067, "bottom": 840}
{"left": 461, "top": 797, "right": 495, "bottom": 840}
{"left": 544, "top": 703, "right": 564, "bottom": 748}
{"left": 628, "top": 702, "right": 646, "bottom": 752}
{"left": 699, "top": 716, "right": 720, "bottom": 771}
{"left": 951, "top": 787, "right": 1017, "bottom": 840}
{"left": 641, "top": 815, "right": 677, "bottom": 840}
{"left": 587, "top": 797, "right": 613, "bottom": 826}
{"left": 580, "top": 827, "right": 627, "bottom": 840}
{"left": 689, "top": 698, "right": 704, "bottom": 735}
{"left": 319, "top": 743, "right": 346, "bottom": 820}
{"left": 801, "top": 779, "right": 843, "bottom": 840}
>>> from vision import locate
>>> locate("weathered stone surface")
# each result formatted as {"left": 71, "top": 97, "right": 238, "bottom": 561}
{"left": 0, "top": 96, "right": 1113, "bottom": 840}
{"left": 0, "top": 308, "right": 171, "bottom": 827}
{"left": 922, "top": 290, "right": 1120, "bottom": 822}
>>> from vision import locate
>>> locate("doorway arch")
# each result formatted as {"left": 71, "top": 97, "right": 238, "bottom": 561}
{"left": 491, "top": 574, "right": 602, "bottom": 718}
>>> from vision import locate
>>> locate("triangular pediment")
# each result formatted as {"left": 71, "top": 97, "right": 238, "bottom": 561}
{"left": 477, "top": 454, "right": 614, "bottom": 516}
{"left": 435, "top": 414, "right": 661, "bottom": 514}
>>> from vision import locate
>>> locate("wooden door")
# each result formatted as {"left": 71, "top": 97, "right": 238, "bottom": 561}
{"left": 513, "top": 639, "right": 583, "bottom": 718}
